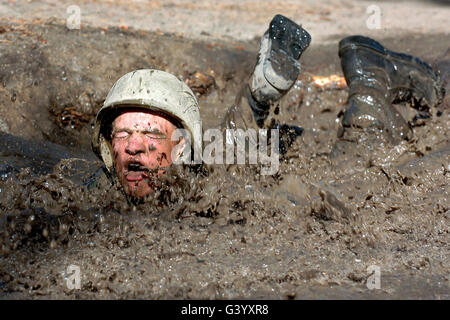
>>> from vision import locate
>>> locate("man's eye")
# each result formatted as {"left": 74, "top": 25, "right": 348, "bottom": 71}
{"left": 145, "top": 133, "right": 166, "bottom": 140}
{"left": 114, "top": 132, "right": 129, "bottom": 139}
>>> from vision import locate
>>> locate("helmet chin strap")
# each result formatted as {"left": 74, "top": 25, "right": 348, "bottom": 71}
{"left": 99, "top": 134, "right": 124, "bottom": 192}
{"left": 99, "top": 135, "right": 114, "bottom": 172}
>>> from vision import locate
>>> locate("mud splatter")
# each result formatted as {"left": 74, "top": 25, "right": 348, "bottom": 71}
{"left": 0, "top": 21, "right": 449, "bottom": 299}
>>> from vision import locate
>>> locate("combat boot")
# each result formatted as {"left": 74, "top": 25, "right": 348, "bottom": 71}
{"left": 244, "top": 14, "right": 310, "bottom": 154}
{"left": 249, "top": 14, "right": 311, "bottom": 122}
{"left": 332, "top": 35, "right": 444, "bottom": 160}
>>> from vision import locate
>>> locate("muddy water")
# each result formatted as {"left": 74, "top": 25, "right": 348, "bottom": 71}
{"left": 0, "top": 21, "right": 449, "bottom": 299}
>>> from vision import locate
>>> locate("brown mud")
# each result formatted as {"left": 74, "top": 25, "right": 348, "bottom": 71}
{"left": 0, "top": 20, "right": 449, "bottom": 299}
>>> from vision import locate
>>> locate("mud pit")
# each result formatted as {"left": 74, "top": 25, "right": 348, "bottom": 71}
{"left": 0, "top": 20, "right": 449, "bottom": 299}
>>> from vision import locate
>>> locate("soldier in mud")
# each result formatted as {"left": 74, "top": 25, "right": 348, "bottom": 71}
{"left": 90, "top": 69, "right": 201, "bottom": 199}
{"left": 89, "top": 14, "right": 444, "bottom": 200}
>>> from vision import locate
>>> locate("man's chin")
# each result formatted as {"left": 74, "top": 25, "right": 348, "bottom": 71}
{"left": 123, "top": 181, "right": 153, "bottom": 198}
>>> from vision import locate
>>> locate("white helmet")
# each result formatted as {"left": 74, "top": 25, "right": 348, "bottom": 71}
{"left": 91, "top": 69, "right": 202, "bottom": 173}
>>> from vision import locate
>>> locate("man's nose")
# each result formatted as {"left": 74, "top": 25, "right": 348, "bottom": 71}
{"left": 125, "top": 132, "right": 146, "bottom": 155}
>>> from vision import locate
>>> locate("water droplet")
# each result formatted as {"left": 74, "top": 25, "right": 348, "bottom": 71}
{"left": 24, "top": 223, "right": 32, "bottom": 233}
{"left": 50, "top": 240, "right": 57, "bottom": 249}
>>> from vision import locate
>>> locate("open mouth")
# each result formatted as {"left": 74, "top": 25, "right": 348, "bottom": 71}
{"left": 128, "top": 163, "right": 148, "bottom": 172}
{"left": 125, "top": 162, "right": 150, "bottom": 182}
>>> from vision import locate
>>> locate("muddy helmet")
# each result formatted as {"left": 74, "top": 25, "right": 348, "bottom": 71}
{"left": 91, "top": 69, "right": 202, "bottom": 172}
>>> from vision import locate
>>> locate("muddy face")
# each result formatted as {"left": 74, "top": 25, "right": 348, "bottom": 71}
{"left": 111, "top": 110, "right": 179, "bottom": 198}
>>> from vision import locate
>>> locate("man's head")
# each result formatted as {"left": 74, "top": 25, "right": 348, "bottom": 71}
{"left": 92, "top": 69, "right": 202, "bottom": 198}
{"left": 111, "top": 109, "right": 182, "bottom": 197}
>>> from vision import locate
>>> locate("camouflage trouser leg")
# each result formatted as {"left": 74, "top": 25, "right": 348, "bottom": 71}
{"left": 219, "top": 85, "right": 261, "bottom": 166}
{"left": 222, "top": 84, "right": 266, "bottom": 132}
{"left": 219, "top": 81, "right": 288, "bottom": 175}
{"left": 218, "top": 83, "right": 280, "bottom": 176}
{"left": 221, "top": 81, "right": 303, "bottom": 157}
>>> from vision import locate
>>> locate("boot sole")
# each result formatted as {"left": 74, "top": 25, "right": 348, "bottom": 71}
{"left": 263, "top": 14, "right": 311, "bottom": 91}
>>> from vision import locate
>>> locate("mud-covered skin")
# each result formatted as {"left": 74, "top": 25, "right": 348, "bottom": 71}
{"left": 0, "top": 21, "right": 449, "bottom": 299}
{"left": 111, "top": 111, "right": 179, "bottom": 198}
